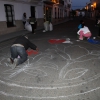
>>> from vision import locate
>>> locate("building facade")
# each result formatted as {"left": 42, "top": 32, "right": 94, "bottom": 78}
{"left": 0, "top": 0, "right": 71, "bottom": 35}
{"left": 85, "top": 0, "right": 100, "bottom": 18}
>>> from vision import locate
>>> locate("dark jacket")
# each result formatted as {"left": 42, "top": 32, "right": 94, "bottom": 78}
{"left": 29, "top": 17, "right": 36, "bottom": 24}
{"left": 13, "top": 36, "right": 37, "bottom": 50}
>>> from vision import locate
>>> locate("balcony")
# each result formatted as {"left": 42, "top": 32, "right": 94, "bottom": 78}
{"left": 43, "top": 0, "right": 64, "bottom": 5}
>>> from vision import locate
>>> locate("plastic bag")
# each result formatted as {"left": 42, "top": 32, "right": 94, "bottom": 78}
{"left": 25, "top": 21, "right": 32, "bottom": 32}
{"left": 49, "top": 22, "right": 53, "bottom": 31}
{"left": 44, "top": 21, "right": 49, "bottom": 31}
{"left": 87, "top": 38, "right": 100, "bottom": 44}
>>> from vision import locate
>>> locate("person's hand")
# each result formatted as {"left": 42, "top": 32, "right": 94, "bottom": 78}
{"left": 36, "top": 48, "right": 39, "bottom": 52}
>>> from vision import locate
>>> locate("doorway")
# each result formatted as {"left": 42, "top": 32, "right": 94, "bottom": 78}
{"left": 30, "top": 6, "right": 35, "bottom": 18}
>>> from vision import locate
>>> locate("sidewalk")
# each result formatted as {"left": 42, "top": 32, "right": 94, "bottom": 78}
{"left": 0, "top": 18, "right": 69, "bottom": 43}
{"left": 0, "top": 26, "right": 43, "bottom": 43}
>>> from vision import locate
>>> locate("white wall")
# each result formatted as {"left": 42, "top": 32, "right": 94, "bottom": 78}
{"left": 0, "top": 1, "right": 44, "bottom": 21}
{"left": 36, "top": 5, "right": 44, "bottom": 18}
{"left": 14, "top": 3, "right": 31, "bottom": 20}
{"left": 0, "top": 1, "right": 7, "bottom": 21}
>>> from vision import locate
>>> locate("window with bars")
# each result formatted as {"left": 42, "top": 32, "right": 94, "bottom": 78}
{"left": 4, "top": 4, "right": 15, "bottom": 27}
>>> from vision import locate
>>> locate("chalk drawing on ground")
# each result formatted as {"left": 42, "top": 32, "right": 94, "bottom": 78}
{"left": 0, "top": 39, "right": 100, "bottom": 99}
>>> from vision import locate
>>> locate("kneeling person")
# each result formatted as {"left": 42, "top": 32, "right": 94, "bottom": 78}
{"left": 7, "top": 35, "right": 38, "bottom": 68}
{"left": 77, "top": 25, "right": 92, "bottom": 40}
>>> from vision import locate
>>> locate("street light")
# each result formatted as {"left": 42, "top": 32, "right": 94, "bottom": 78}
{"left": 93, "top": 2, "right": 96, "bottom": 9}
{"left": 91, "top": 4, "right": 93, "bottom": 7}
{"left": 91, "top": 4, "right": 94, "bottom": 11}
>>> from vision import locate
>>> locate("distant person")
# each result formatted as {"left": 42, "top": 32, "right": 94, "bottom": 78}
{"left": 77, "top": 11, "right": 80, "bottom": 17}
{"left": 29, "top": 17, "right": 37, "bottom": 34}
{"left": 97, "top": 19, "right": 100, "bottom": 38}
{"left": 95, "top": 12, "right": 100, "bottom": 27}
{"left": 82, "top": 11, "right": 85, "bottom": 17}
{"left": 22, "top": 12, "right": 27, "bottom": 29}
{"left": 7, "top": 35, "right": 39, "bottom": 69}
{"left": 78, "top": 20, "right": 85, "bottom": 30}
{"left": 80, "top": 12, "right": 82, "bottom": 17}
{"left": 77, "top": 25, "right": 92, "bottom": 40}
{"left": 96, "top": 12, "right": 100, "bottom": 37}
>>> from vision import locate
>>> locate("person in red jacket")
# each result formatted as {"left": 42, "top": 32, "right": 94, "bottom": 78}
{"left": 7, "top": 35, "right": 39, "bottom": 69}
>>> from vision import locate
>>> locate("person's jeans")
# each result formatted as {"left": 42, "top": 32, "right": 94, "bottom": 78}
{"left": 31, "top": 24, "right": 35, "bottom": 33}
{"left": 79, "top": 31, "right": 91, "bottom": 40}
{"left": 23, "top": 21, "right": 26, "bottom": 29}
{"left": 10, "top": 46, "right": 28, "bottom": 65}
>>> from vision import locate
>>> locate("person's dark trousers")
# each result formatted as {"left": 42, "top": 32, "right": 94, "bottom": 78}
{"left": 95, "top": 19, "right": 98, "bottom": 25}
{"left": 31, "top": 24, "right": 35, "bottom": 34}
{"left": 10, "top": 46, "right": 28, "bottom": 65}
{"left": 23, "top": 21, "right": 26, "bottom": 29}
{"left": 98, "top": 27, "right": 100, "bottom": 36}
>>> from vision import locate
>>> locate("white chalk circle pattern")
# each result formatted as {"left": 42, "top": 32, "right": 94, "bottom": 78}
{"left": 0, "top": 40, "right": 100, "bottom": 99}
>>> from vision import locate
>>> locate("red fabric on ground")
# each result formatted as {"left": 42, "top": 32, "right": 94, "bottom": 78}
{"left": 26, "top": 50, "right": 38, "bottom": 56}
{"left": 49, "top": 39, "right": 66, "bottom": 44}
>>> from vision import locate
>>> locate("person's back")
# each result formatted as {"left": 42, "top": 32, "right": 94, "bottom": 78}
{"left": 79, "top": 26, "right": 90, "bottom": 34}
{"left": 13, "top": 36, "right": 37, "bottom": 50}
{"left": 13, "top": 36, "right": 29, "bottom": 50}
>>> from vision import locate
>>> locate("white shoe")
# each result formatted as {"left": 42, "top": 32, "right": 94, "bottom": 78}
{"left": 79, "top": 38, "right": 83, "bottom": 40}
{"left": 9, "top": 58, "right": 18, "bottom": 69}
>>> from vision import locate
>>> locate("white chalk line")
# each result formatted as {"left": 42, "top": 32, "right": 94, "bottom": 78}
{"left": 59, "top": 45, "right": 100, "bottom": 79}
{"left": 24, "top": 68, "right": 47, "bottom": 76}
{"left": 0, "top": 72, "right": 100, "bottom": 90}
{"left": 0, "top": 86, "right": 100, "bottom": 99}
{"left": 56, "top": 45, "right": 71, "bottom": 60}
{"left": 63, "top": 68, "right": 88, "bottom": 80}
{"left": 0, "top": 40, "right": 100, "bottom": 97}
{"left": 1, "top": 52, "right": 100, "bottom": 88}
{"left": 7, "top": 61, "right": 58, "bottom": 78}
{"left": 0, "top": 45, "right": 100, "bottom": 83}
{"left": 4, "top": 48, "right": 68, "bottom": 79}
{"left": 59, "top": 57, "right": 100, "bottom": 79}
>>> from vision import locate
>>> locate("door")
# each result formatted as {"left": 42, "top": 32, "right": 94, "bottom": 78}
{"left": 30, "top": 6, "right": 35, "bottom": 18}
{"left": 30, "top": 6, "right": 37, "bottom": 29}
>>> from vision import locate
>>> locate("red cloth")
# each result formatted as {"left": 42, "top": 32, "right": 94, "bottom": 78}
{"left": 49, "top": 39, "right": 66, "bottom": 44}
{"left": 26, "top": 50, "right": 38, "bottom": 56}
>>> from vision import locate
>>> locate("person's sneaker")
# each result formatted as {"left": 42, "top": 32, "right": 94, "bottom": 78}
{"left": 7, "top": 58, "right": 14, "bottom": 64}
{"left": 10, "top": 58, "right": 18, "bottom": 69}
{"left": 79, "top": 38, "right": 83, "bottom": 40}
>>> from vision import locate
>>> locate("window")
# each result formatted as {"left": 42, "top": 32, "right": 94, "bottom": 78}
{"left": 58, "top": 8, "right": 59, "bottom": 19}
{"left": 55, "top": 7, "right": 57, "bottom": 19}
{"left": 60, "top": 9, "right": 61, "bottom": 18}
{"left": 4, "top": 4, "right": 15, "bottom": 27}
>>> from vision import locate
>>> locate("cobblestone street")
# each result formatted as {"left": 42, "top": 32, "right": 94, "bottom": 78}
{"left": 0, "top": 18, "right": 100, "bottom": 100}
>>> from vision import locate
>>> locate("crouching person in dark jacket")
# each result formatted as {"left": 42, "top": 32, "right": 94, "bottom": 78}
{"left": 7, "top": 35, "right": 39, "bottom": 69}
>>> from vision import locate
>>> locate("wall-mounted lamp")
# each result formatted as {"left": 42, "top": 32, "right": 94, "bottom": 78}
{"left": 91, "top": 4, "right": 93, "bottom": 7}
{"left": 93, "top": 2, "right": 96, "bottom": 8}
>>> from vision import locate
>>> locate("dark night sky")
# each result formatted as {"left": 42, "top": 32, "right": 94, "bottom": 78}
{"left": 72, "top": 0, "right": 90, "bottom": 10}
